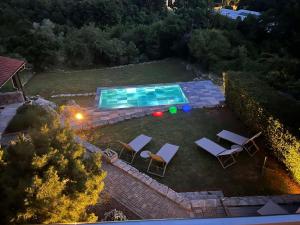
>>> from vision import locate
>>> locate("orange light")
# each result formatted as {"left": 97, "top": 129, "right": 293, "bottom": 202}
{"left": 75, "top": 113, "right": 84, "bottom": 120}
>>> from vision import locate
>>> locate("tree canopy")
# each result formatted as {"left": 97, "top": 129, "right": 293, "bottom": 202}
{"left": 0, "top": 111, "right": 106, "bottom": 224}
{"left": 0, "top": 0, "right": 299, "bottom": 97}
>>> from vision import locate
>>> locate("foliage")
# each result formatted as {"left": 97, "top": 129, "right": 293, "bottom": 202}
{"left": 0, "top": 113, "right": 106, "bottom": 224}
{"left": 6, "top": 105, "right": 54, "bottom": 133}
{"left": 103, "top": 209, "right": 127, "bottom": 221}
{"left": 0, "top": 0, "right": 299, "bottom": 99}
{"left": 189, "top": 29, "right": 231, "bottom": 70}
{"left": 224, "top": 71, "right": 300, "bottom": 184}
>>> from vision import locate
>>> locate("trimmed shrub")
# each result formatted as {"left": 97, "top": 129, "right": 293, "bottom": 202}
{"left": 5, "top": 105, "right": 54, "bottom": 133}
{"left": 224, "top": 72, "right": 300, "bottom": 183}
{"left": 103, "top": 209, "right": 127, "bottom": 221}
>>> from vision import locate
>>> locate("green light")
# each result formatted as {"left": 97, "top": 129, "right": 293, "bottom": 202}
{"left": 169, "top": 106, "right": 177, "bottom": 114}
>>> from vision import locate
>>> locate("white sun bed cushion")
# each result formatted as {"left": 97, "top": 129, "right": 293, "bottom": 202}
{"left": 157, "top": 143, "right": 179, "bottom": 164}
{"left": 195, "top": 138, "right": 227, "bottom": 156}
{"left": 128, "top": 134, "right": 152, "bottom": 152}
{"left": 217, "top": 130, "right": 249, "bottom": 146}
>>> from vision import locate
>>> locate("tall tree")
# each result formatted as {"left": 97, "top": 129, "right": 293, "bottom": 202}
{"left": 0, "top": 115, "right": 106, "bottom": 224}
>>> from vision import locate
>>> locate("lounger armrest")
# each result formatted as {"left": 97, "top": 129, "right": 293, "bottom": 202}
{"left": 118, "top": 140, "right": 134, "bottom": 152}
{"left": 218, "top": 149, "right": 238, "bottom": 156}
{"left": 243, "top": 131, "right": 262, "bottom": 145}
{"left": 149, "top": 153, "right": 166, "bottom": 163}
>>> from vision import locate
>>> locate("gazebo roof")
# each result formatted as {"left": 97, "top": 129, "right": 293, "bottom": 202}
{"left": 0, "top": 56, "right": 25, "bottom": 88}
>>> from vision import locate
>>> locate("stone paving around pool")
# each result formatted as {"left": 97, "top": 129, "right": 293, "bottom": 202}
{"left": 67, "top": 80, "right": 225, "bottom": 129}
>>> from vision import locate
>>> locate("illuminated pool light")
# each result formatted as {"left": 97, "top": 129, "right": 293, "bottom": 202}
{"left": 152, "top": 111, "right": 163, "bottom": 117}
{"left": 169, "top": 106, "right": 177, "bottom": 114}
{"left": 182, "top": 104, "right": 192, "bottom": 112}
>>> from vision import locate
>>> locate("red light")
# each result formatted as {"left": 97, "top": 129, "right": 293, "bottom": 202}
{"left": 152, "top": 111, "right": 163, "bottom": 117}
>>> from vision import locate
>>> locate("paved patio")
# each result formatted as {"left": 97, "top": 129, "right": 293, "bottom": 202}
{"left": 69, "top": 80, "right": 225, "bottom": 129}
{"left": 0, "top": 103, "right": 23, "bottom": 140}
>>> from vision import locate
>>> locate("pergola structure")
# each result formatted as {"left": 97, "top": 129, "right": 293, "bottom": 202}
{"left": 0, "top": 56, "right": 26, "bottom": 101}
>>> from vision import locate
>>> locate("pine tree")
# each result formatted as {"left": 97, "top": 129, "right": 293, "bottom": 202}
{"left": 0, "top": 117, "right": 106, "bottom": 224}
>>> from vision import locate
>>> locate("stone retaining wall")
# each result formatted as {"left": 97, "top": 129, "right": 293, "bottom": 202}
{"left": 51, "top": 92, "right": 96, "bottom": 98}
{"left": 222, "top": 195, "right": 300, "bottom": 207}
{"left": 0, "top": 91, "right": 24, "bottom": 105}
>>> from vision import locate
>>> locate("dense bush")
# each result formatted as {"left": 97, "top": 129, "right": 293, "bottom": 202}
{"left": 189, "top": 29, "right": 232, "bottom": 70}
{"left": 103, "top": 209, "right": 127, "bottom": 221}
{"left": 6, "top": 105, "right": 54, "bottom": 133}
{"left": 225, "top": 71, "right": 300, "bottom": 183}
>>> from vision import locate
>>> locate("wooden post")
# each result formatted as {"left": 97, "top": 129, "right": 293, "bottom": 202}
{"left": 14, "top": 72, "right": 26, "bottom": 101}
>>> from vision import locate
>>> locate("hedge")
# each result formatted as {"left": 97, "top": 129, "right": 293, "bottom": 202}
{"left": 224, "top": 71, "right": 300, "bottom": 183}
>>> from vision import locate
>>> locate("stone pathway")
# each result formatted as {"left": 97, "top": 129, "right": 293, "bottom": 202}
{"left": 0, "top": 103, "right": 23, "bottom": 140}
{"left": 180, "top": 80, "right": 225, "bottom": 108}
{"left": 102, "top": 161, "right": 192, "bottom": 219}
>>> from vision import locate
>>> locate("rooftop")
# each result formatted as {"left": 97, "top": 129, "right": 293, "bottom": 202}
{"left": 219, "top": 9, "right": 261, "bottom": 20}
{"left": 0, "top": 56, "right": 25, "bottom": 88}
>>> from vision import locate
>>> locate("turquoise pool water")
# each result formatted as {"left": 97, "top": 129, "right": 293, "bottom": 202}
{"left": 99, "top": 84, "right": 189, "bottom": 109}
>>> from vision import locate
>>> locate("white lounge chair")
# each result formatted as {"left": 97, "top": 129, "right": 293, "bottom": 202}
{"left": 195, "top": 138, "right": 240, "bottom": 169}
{"left": 217, "top": 130, "right": 262, "bottom": 156}
{"left": 257, "top": 200, "right": 288, "bottom": 215}
{"left": 147, "top": 143, "right": 179, "bottom": 177}
{"left": 118, "top": 134, "right": 152, "bottom": 163}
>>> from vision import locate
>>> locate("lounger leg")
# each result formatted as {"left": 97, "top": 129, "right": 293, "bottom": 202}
{"left": 252, "top": 141, "right": 260, "bottom": 152}
{"left": 147, "top": 160, "right": 166, "bottom": 177}
{"left": 119, "top": 147, "right": 124, "bottom": 158}
{"left": 147, "top": 159, "right": 153, "bottom": 173}
{"left": 217, "top": 157, "right": 226, "bottom": 169}
{"left": 246, "top": 141, "right": 259, "bottom": 157}
{"left": 218, "top": 155, "right": 236, "bottom": 169}
{"left": 130, "top": 152, "right": 137, "bottom": 164}
{"left": 162, "top": 163, "right": 167, "bottom": 177}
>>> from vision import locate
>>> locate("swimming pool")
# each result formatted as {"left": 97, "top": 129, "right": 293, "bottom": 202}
{"left": 98, "top": 84, "right": 189, "bottom": 109}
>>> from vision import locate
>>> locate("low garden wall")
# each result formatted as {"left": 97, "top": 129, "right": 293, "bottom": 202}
{"left": 224, "top": 72, "right": 300, "bottom": 184}
{"left": 0, "top": 91, "right": 24, "bottom": 106}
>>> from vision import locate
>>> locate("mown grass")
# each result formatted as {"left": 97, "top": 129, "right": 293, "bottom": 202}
{"left": 83, "top": 107, "right": 300, "bottom": 196}
{"left": 25, "top": 59, "right": 194, "bottom": 98}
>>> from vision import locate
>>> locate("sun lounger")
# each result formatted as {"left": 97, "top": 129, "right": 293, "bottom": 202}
{"left": 147, "top": 143, "right": 179, "bottom": 177}
{"left": 195, "top": 138, "right": 240, "bottom": 169}
{"left": 257, "top": 200, "right": 289, "bottom": 215}
{"left": 118, "top": 134, "right": 152, "bottom": 163}
{"left": 217, "top": 130, "right": 262, "bottom": 156}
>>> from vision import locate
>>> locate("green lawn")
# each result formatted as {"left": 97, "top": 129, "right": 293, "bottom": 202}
{"left": 25, "top": 59, "right": 194, "bottom": 97}
{"left": 1, "top": 71, "right": 33, "bottom": 93}
{"left": 82, "top": 108, "right": 300, "bottom": 196}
